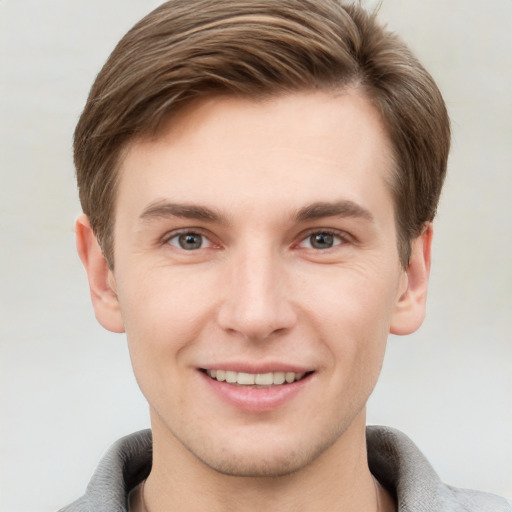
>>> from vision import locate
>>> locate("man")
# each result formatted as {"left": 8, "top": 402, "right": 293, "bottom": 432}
{"left": 61, "top": 1, "right": 511, "bottom": 511}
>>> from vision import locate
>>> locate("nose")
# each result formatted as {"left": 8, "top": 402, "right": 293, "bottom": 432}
{"left": 216, "top": 245, "right": 297, "bottom": 341}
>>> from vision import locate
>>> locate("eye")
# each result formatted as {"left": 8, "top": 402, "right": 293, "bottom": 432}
{"left": 167, "top": 231, "right": 211, "bottom": 250}
{"left": 299, "top": 231, "right": 343, "bottom": 250}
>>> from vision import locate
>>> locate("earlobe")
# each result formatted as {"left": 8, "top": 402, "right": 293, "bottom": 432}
{"left": 390, "top": 223, "right": 433, "bottom": 336}
{"left": 75, "top": 214, "right": 125, "bottom": 333}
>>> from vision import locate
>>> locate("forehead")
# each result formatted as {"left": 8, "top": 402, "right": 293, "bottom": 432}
{"left": 116, "top": 90, "right": 395, "bottom": 224}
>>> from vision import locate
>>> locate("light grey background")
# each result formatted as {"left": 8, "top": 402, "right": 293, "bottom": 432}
{"left": 1, "top": 1, "right": 511, "bottom": 511}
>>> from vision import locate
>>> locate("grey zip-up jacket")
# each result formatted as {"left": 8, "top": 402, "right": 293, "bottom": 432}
{"left": 59, "top": 426, "right": 512, "bottom": 511}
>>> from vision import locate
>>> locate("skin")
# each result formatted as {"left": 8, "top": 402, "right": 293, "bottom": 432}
{"left": 77, "top": 90, "right": 432, "bottom": 512}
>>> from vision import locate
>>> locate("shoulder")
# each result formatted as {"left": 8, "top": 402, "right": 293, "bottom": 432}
{"left": 367, "top": 425, "right": 512, "bottom": 512}
{"left": 58, "top": 430, "right": 152, "bottom": 512}
{"left": 448, "top": 486, "right": 512, "bottom": 512}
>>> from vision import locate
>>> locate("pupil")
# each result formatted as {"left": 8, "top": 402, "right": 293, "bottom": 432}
{"left": 179, "top": 233, "right": 202, "bottom": 250}
{"left": 311, "top": 233, "right": 333, "bottom": 249}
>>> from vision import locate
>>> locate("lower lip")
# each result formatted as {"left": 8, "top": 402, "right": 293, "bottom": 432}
{"left": 199, "top": 371, "right": 312, "bottom": 412}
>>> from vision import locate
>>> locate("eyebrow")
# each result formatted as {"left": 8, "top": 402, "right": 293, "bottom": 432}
{"left": 140, "top": 201, "right": 227, "bottom": 224}
{"left": 139, "top": 199, "right": 374, "bottom": 225}
{"left": 294, "top": 200, "right": 374, "bottom": 223}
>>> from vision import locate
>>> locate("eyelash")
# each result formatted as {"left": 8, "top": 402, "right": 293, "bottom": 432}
{"left": 163, "top": 229, "right": 215, "bottom": 251}
{"left": 296, "top": 229, "right": 350, "bottom": 251}
{"left": 162, "top": 228, "right": 351, "bottom": 252}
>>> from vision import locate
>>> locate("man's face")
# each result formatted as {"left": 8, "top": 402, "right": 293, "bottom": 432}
{"left": 98, "top": 91, "right": 423, "bottom": 476}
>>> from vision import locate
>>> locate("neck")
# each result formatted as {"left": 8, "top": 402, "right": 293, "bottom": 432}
{"left": 144, "top": 411, "right": 394, "bottom": 512}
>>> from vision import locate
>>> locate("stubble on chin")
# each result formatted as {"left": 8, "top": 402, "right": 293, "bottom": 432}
{"left": 180, "top": 417, "right": 359, "bottom": 479}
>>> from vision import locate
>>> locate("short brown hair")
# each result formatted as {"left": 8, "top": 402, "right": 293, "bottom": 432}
{"left": 74, "top": 0, "right": 450, "bottom": 267}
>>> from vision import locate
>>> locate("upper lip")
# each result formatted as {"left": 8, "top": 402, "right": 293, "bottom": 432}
{"left": 199, "top": 362, "right": 314, "bottom": 374}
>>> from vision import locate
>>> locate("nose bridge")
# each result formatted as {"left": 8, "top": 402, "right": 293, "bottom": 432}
{"left": 217, "top": 237, "right": 295, "bottom": 340}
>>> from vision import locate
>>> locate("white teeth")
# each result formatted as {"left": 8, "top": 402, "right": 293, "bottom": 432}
{"left": 226, "top": 371, "right": 237, "bottom": 383}
{"left": 205, "top": 369, "right": 307, "bottom": 386}
{"left": 237, "top": 372, "right": 255, "bottom": 385}
{"left": 273, "top": 372, "right": 285, "bottom": 385}
{"left": 255, "top": 373, "right": 273, "bottom": 385}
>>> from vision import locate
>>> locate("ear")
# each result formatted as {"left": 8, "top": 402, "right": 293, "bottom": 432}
{"left": 390, "top": 223, "right": 433, "bottom": 335}
{"left": 75, "top": 214, "right": 125, "bottom": 333}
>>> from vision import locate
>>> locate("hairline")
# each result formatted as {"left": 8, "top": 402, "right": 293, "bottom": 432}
{"left": 99, "top": 85, "right": 410, "bottom": 270}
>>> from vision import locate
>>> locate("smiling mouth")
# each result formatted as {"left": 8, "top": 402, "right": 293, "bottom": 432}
{"left": 201, "top": 369, "right": 312, "bottom": 387}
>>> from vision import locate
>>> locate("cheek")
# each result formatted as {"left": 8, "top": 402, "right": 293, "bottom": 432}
{"left": 298, "top": 263, "right": 398, "bottom": 388}
{"left": 118, "top": 269, "right": 216, "bottom": 413}
{"left": 117, "top": 266, "right": 218, "bottom": 367}
{"left": 299, "top": 261, "right": 400, "bottom": 336}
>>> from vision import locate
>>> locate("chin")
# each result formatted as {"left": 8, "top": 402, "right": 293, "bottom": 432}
{"left": 186, "top": 425, "right": 347, "bottom": 478}
{"left": 197, "top": 449, "right": 313, "bottom": 478}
